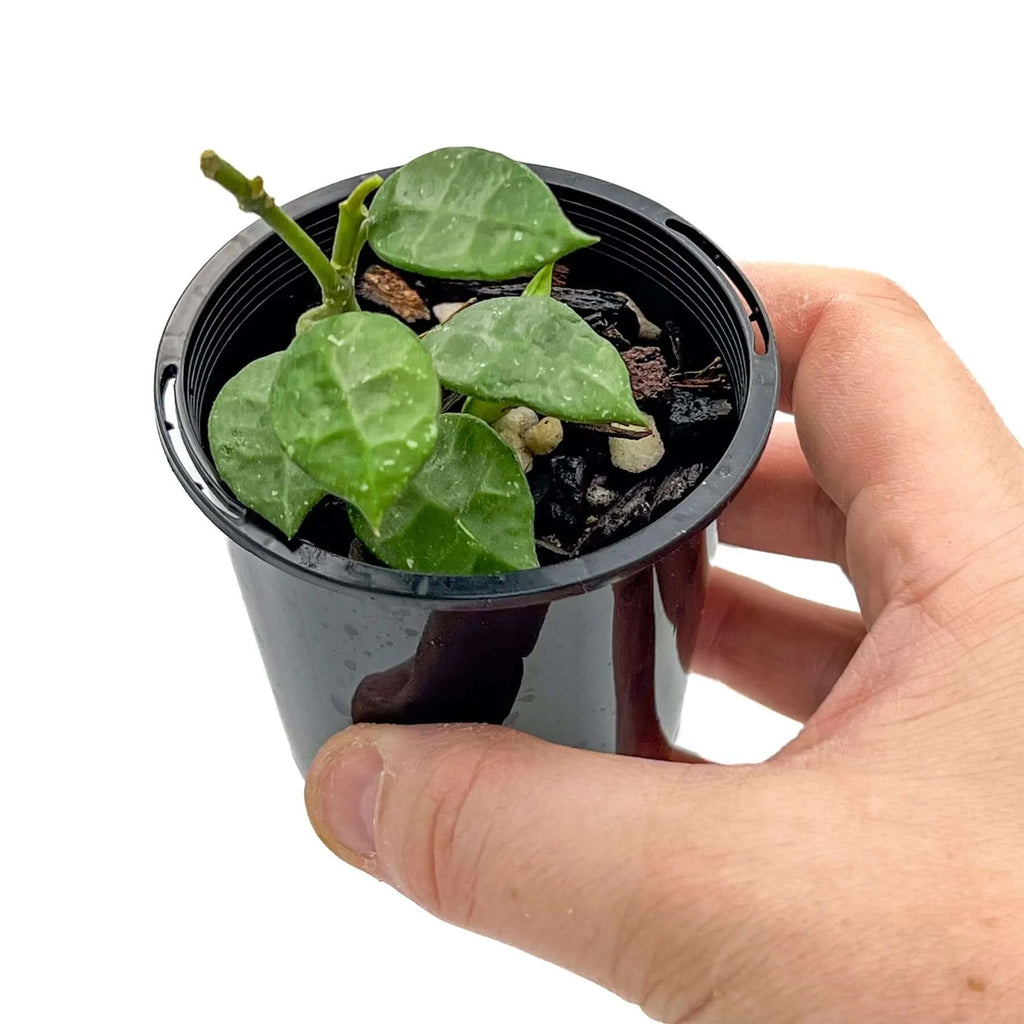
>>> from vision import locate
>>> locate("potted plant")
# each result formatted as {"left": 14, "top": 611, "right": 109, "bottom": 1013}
{"left": 154, "top": 147, "right": 778, "bottom": 773}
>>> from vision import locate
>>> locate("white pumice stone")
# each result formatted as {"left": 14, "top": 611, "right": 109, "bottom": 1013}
{"left": 493, "top": 407, "right": 540, "bottom": 437}
{"left": 609, "top": 419, "right": 664, "bottom": 473}
{"left": 432, "top": 301, "right": 471, "bottom": 323}
{"left": 524, "top": 417, "right": 563, "bottom": 455}
{"left": 504, "top": 436, "right": 533, "bottom": 473}
{"left": 493, "top": 407, "right": 539, "bottom": 473}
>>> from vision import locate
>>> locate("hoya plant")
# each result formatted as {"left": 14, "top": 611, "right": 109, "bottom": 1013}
{"left": 203, "top": 147, "right": 647, "bottom": 574}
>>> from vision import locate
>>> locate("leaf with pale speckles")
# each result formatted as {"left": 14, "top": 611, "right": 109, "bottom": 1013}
{"left": 351, "top": 414, "right": 539, "bottom": 574}
{"left": 422, "top": 296, "right": 647, "bottom": 426}
{"left": 270, "top": 313, "right": 440, "bottom": 530}
{"left": 208, "top": 353, "right": 325, "bottom": 538}
{"left": 366, "top": 147, "right": 598, "bottom": 280}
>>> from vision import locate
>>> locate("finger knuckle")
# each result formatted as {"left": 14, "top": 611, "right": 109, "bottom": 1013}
{"left": 811, "top": 484, "right": 848, "bottom": 571}
{"left": 393, "top": 732, "right": 514, "bottom": 924}
{"left": 841, "top": 271, "right": 927, "bottom": 321}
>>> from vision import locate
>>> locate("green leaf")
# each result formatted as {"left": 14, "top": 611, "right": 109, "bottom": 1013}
{"left": 522, "top": 263, "right": 554, "bottom": 297}
{"left": 366, "top": 147, "right": 598, "bottom": 280}
{"left": 270, "top": 313, "right": 441, "bottom": 530}
{"left": 351, "top": 413, "right": 540, "bottom": 574}
{"left": 422, "top": 296, "right": 647, "bottom": 426}
{"left": 208, "top": 353, "right": 325, "bottom": 538}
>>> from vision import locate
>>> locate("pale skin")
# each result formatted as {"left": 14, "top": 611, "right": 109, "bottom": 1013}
{"left": 305, "top": 264, "right": 1024, "bottom": 1023}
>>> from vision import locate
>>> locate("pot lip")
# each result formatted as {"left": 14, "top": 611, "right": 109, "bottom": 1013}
{"left": 155, "top": 163, "right": 779, "bottom": 608}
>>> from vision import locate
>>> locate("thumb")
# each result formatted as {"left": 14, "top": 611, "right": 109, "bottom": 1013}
{"left": 305, "top": 723, "right": 769, "bottom": 1018}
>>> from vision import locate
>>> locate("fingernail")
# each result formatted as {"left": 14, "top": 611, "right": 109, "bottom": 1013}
{"left": 318, "top": 743, "right": 383, "bottom": 859}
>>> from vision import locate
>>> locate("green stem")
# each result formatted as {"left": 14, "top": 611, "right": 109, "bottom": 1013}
{"left": 522, "top": 262, "right": 554, "bottom": 298}
{"left": 331, "top": 174, "right": 383, "bottom": 273}
{"left": 201, "top": 150, "right": 342, "bottom": 304}
{"left": 353, "top": 218, "right": 370, "bottom": 261}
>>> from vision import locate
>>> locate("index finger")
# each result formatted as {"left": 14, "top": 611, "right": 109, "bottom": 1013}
{"left": 744, "top": 263, "right": 1024, "bottom": 622}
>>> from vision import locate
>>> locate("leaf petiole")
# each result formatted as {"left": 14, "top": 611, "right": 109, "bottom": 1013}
{"left": 331, "top": 174, "right": 383, "bottom": 275}
{"left": 522, "top": 263, "right": 554, "bottom": 298}
{"left": 461, "top": 396, "right": 511, "bottom": 423}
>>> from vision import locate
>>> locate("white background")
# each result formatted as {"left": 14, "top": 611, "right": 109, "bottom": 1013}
{"left": 3, "top": 3, "right": 1021, "bottom": 1021}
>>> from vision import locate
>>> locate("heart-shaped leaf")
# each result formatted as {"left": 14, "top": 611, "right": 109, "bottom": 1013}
{"left": 366, "top": 147, "right": 598, "bottom": 280}
{"left": 351, "top": 413, "right": 540, "bottom": 575}
{"left": 422, "top": 295, "right": 647, "bottom": 426}
{"left": 208, "top": 353, "right": 325, "bottom": 538}
{"left": 270, "top": 313, "right": 440, "bottom": 530}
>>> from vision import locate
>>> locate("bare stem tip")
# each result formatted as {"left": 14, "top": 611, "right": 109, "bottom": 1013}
{"left": 200, "top": 150, "right": 221, "bottom": 179}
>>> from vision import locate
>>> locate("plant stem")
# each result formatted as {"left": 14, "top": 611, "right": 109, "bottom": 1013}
{"left": 331, "top": 174, "right": 383, "bottom": 274}
{"left": 200, "top": 150, "right": 342, "bottom": 304}
{"left": 523, "top": 263, "right": 554, "bottom": 298}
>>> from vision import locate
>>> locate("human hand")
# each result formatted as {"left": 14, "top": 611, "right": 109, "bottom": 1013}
{"left": 305, "top": 265, "right": 1024, "bottom": 1023}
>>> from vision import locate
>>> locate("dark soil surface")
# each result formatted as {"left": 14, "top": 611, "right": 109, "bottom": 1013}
{"left": 301, "top": 262, "right": 736, "bottom": 567}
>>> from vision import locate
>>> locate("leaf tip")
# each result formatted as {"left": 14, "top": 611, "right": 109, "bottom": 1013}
{"left": 624, "top": 405, "right": 652, "bottom": 429}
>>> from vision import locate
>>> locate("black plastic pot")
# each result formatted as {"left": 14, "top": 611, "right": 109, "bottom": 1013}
{"left": 155, "top": 165, "right": 778, "bottom": 774}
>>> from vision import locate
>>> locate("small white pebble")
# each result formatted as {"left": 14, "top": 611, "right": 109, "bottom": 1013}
{"left": 432, "top": 301, "right": 472, "bottom": 324}
{"left": 524, "top": 416, "right": 563, "bottom": 455}
{"left": 493, "top": 407, "right": 539, "bottom": 437}
{"left": 493, "top": 407, "right": 538, "bottom": 473}
{"left": 609, "top": 419, "right": 664, "bottom": 473}
{"left": 511, "top": 440, "right": 533, "bottom": 473}
{"left": 586, "top": 482, "right": 617, "bottom": 507}
{"left": 495, "top": 430, "right": 532, "bottom": 472}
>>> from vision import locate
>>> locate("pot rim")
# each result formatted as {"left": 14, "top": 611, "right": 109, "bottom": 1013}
{"left": 155, "top": 164, "right": 779, "bottom": 608}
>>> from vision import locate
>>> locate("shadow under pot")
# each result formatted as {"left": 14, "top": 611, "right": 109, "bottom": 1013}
{"left": 154, "top": 164, "right": 778, "bottom": 775}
